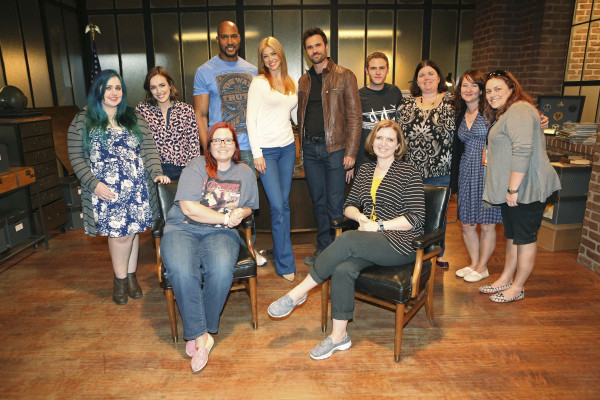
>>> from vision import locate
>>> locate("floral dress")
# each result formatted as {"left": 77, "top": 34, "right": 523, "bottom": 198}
{"left": 89, "top": 127, "right": 152, "bottom": 237}
{"left": 457, "top": 114, "right": 502, "bottom": 225}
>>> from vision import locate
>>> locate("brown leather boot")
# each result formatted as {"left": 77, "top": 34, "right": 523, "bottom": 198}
{"left": 113, "top": 276, "right": 128, "bottom": 305}
{"left": 127, "top": 272, "right": 143, "bottom": 299}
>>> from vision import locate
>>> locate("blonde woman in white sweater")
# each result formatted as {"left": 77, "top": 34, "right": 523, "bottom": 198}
{"left": 247, "top": 36, "right": 298, "bottom": 282}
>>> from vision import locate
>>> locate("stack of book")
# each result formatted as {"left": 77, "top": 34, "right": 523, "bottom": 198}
{"left": 557, "top": 122, "right": 598, "bottom": 144}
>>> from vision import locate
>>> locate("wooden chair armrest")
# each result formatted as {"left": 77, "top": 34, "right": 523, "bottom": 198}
{"left": 239, "top": 213, "right": 256, "bottom": 260}
{"left": 410, "top": 245, "right": 441, "bottom": 298}
{"left": 241, "top": 214, "right": 254, "bottom": 229}
{"left": 331, "top": 217, "right": 359, "bottom": 239}
{"left": 156, "top": 237, "right": 163, "bottom": 284}
{"left": 330, "top": 216, "right": 355, "bottom": 229}
{"left": 152, "top": 217, "right": 165, "bottom": 239}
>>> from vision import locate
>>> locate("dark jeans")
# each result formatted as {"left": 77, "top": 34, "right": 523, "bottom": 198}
{"left": 239, "top": 150, "right": 256, "bottom": 175}
{"left": 161, "top": 163, "right": 184, "bottom": 181}
{"left": 309, "top": 231, "right": 416, "bottom": 320}
{"left": 423, "top": 174, "right": 450, "bottom": 257}
{"left": 302, "top": 141, "right": 346, "bottom": 251}
{"left": 238, "top": 149, "right": 257, "bottom": 247}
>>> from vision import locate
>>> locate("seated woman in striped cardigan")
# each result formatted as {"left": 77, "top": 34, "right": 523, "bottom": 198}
{"left": 268, "top": 119, "right": 425, "bottom": 360}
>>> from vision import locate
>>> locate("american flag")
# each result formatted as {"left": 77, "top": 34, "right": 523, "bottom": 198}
{"left": 90, "top": 40, "right": 102, "bottom": 84}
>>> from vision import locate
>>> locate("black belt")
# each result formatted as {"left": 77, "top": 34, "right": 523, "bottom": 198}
{"left": 305, "top": 136, "right": 325, "bottom": 144}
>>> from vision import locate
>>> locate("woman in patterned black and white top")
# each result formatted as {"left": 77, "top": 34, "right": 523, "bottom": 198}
{"left": 268, "top": 120, "right": 424, "bottom": 360}
{"left": 396, "top": 59, "right": 455, "bottom": 269}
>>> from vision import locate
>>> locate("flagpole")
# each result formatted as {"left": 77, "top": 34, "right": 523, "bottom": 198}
{"left": 85, "top": 24, "right": 102, "bottom": 85}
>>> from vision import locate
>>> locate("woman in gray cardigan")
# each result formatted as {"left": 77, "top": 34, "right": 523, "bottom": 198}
{"left": 481, "top": 70, "right": 560, "bottom": 303}
{"left": 68, "top": 70, "right": 170, "bottom": 305}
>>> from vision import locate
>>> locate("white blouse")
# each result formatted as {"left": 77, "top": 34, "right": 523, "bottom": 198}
{"left": 246, "top": 75, "right": 298, "bottom": 159}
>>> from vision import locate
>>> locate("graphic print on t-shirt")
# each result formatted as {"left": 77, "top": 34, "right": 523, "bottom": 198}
{"left": 362, "top": 105, "right": 398, "bottom": 132}
{"left": 216, "top": 73, "right": 253, "bottom": 135}
{"left": 200, "top": 178, "right": 241, "bottom": 215}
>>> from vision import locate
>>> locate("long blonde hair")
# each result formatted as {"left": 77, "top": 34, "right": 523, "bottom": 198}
{"left": 257, "top": 36, "right": 296, "bottom": 95}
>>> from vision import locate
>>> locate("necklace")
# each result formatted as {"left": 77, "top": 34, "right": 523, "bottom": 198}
{"left": 465, "top": 110, "right": 478, "bottom": 126}
{"left": 420, "top": 93, "right": 439, "bottom": 109}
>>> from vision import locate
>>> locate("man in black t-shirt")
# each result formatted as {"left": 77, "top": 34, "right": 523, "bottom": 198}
{"left": 352, "top": 52, "right": 403, "bottom": 175}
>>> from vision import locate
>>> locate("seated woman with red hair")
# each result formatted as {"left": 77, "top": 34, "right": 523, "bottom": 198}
{"left": 160, "top": 123, "right": 258, "bottom": 373}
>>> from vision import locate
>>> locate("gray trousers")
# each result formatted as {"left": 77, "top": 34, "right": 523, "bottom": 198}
{"left": 309, "top": 230, "right": 416, "bottom": 320}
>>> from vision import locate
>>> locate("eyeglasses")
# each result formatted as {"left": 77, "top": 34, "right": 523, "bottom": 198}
{"left": 488, "top": 70, "right": 508, "bottom": 78}
{"left": 211, "top": 138, "right": 235, "bottom": 145}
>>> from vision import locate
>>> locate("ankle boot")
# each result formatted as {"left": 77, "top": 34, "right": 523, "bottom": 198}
{"left": 127, "top": 272, "right": 143, "bottom": 299}
{"left": 113, "top": 276, "right": 129, "bottom": 305}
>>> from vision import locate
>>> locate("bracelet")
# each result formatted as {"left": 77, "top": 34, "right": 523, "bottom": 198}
{"left": 223, "top": 213, "right": 230, "bottom": 226}
{"left": 378, "top": 220, "right": 385, "bottom": 231}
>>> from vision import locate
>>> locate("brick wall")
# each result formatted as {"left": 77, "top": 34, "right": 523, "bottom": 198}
{"left": 566, "top": 0, "right": 600, "bottom": 81}
{"left": 578, "top": 142, "right": 600, "bottom": 273}
{"left": 546, "top": 136, "right": 596, "bottom": 161}
{"left": 472, "top": 0, "right": 574, "bottom": 100}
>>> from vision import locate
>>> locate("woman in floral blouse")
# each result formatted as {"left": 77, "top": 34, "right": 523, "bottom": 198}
{"left": 136, "top": 66, "right": 200, "bottom": 180}
{"left": 396, "top": 59, "right": 456, "bottom": 269}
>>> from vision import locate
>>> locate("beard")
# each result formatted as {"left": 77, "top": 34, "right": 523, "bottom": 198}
{"left": 219, "top": 43, "right": 239, "bottom": 57}
{"left": 308, "top": 51, "right": 327, "bottom": 65}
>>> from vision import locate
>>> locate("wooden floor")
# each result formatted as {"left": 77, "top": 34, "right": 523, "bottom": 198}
{"left": 1, "top": 199, "right": 600, "bottom": 399}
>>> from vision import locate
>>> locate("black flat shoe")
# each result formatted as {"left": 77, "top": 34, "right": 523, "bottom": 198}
{"left": 436, "top": 260, "right": 449, "bottom": 270}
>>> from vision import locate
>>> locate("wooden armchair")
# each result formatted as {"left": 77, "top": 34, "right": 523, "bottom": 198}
{"left": 321, "top": 184, "right": 451, "bottom": 361}
{"left": 151, "top": 181, "right": 258, "bottom": 343}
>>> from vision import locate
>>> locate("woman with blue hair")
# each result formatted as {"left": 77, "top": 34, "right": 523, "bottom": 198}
{"left": 68, "top": 70, "right": 170, "bottom": 305}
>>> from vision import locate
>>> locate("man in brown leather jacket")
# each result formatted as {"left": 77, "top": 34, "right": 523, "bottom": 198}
{"left": 297, "top": 27, "right": 362, "bottom": 265}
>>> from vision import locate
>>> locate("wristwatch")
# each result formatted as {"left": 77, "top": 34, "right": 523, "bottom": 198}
{"left": 378, "top": 220, "right": 385, "bottom": 231}
{"left": 507, "top": 188, "right": 519, "bottom": 194}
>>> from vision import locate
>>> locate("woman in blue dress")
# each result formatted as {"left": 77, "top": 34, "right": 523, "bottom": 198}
{"left": 451, "top": 70, "right": 502, "bottom": 283}
{"left": 451, "top": 70, "right": 548, "bottom": 284}
{"left": 68, "top": 70, "right": 170, "bottom": 305}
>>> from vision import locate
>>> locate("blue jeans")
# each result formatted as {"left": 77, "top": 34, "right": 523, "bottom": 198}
{"left": 259, "top": 142, "right": 296, "bottom": 275}
{"left": 423, "top": 174, "right": 450, "bottom": 257}
{"left": 161, "top": 223, "right": 239, "bottom": 340}
{"left": 302, "top": 141, "right": 346, "bottom": 251}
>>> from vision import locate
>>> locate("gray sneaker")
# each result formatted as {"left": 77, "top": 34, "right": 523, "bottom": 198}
{"left": 304, "top": 250, "right": 322, "bottom": 266}
{"left": 267, "top": 293, "right": 307, "bottom": 318}
{"left": 310, "top": 334, "right": 352, "bottom": 360}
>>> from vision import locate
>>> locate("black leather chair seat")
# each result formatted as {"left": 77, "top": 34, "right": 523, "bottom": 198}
{"left": 160, "top": 245, "right": 257, "bottom": 290}
{"left": 355, "top": 260, "right": 432, "bottom": 304}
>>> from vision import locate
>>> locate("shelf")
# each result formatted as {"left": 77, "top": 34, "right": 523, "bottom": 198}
{"left": 0, "top": 234, "right": 47, "bottom": 264}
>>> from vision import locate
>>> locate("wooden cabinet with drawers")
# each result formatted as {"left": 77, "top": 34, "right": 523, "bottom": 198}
{"left": 0, "top": 115, "right": 67, "bottom": 231}
{"left": 0, "top": 167, "right": 49, "bottom": 262}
